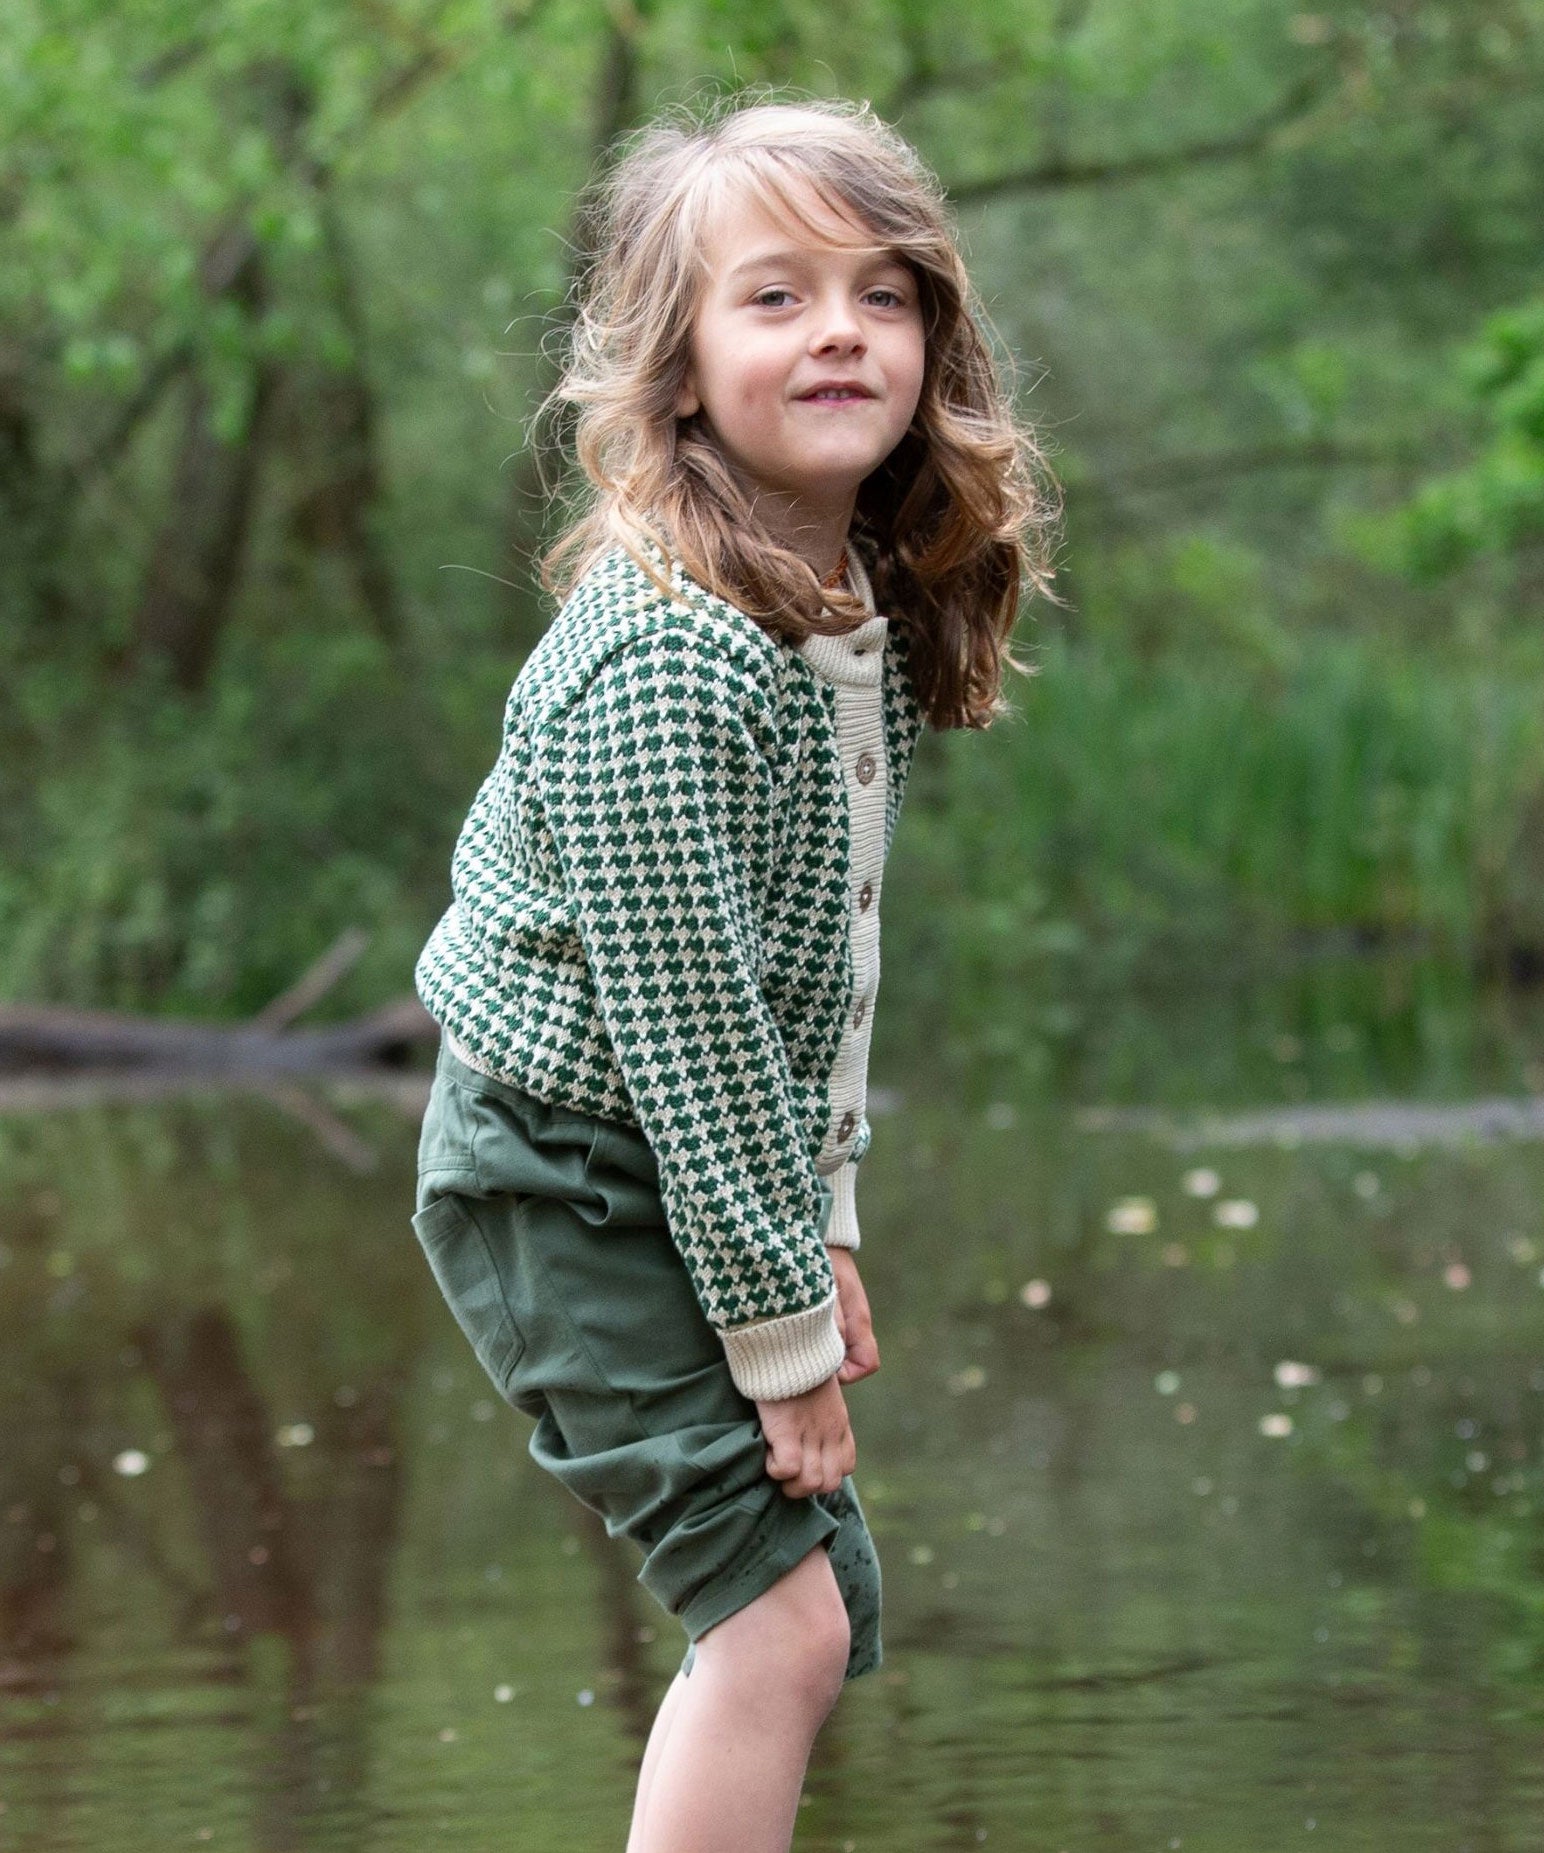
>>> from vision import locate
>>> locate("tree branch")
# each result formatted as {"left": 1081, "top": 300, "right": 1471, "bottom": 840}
{"left": 1070, "top": 435, "right": 1435, "bottom": 506}
{"left": 945, "top": 64, "right": 1342, "bottom": 205}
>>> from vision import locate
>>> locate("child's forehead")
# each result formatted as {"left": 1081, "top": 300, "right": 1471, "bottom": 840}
{"left": 694, "top": 167, "right": 893, "bottom": 270}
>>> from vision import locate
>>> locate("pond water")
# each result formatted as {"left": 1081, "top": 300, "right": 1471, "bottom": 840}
{"left": 3, "top": 957, "right": 1544, "bottom": 1851}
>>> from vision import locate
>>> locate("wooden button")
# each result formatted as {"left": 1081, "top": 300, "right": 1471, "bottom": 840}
{"left": 853, "top": 997, "right": 866, "bottom": 1027}
{"left": 858, "top": 881, "right": 874, "bottom": 910}
{"left": 837, "top": 1111, "right": 856, "bottom": 1141}
{"left": 855, "top": 752, "right": 877, "bottom": 784}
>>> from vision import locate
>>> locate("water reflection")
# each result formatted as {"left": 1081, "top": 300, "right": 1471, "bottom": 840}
{"left": 3, "top": 966, "right": 1544, "bottom": 1850}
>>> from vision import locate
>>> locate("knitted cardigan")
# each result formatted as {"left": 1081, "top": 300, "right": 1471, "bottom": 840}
{"left": 414, "top": 542, "right": 927, "bottom": 1399}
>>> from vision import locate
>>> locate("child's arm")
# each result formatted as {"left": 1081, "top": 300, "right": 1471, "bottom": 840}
{"left": 829, "top": 1248, "right": 879, "bottom": 1384}
{"left": 758, "top": 1253, "right": 875, "bottom": 1500}
{"left": 531, "top": 627, "right": 845, "bottom": 1403}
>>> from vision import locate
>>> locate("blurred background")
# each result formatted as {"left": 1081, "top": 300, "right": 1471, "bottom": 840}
{"left": 4, "top": 3, "right": 1544, "bottom": 1848}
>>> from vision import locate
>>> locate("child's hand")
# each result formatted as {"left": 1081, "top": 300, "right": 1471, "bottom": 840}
{"left": 757, "top": 1376, "right": 855, "bottom": 1497}
{"left": 829, "top": 1247, "right": 879, "bottom": 1384}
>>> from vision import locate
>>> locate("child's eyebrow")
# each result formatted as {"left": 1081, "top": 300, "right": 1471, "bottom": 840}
{"left": 723, "top": 245, "right": 907, "bottom": 282}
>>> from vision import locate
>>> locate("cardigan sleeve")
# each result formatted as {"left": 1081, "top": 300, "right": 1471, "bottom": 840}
{"left": 528, "top": 631, "right": 846, "bottom": 1402}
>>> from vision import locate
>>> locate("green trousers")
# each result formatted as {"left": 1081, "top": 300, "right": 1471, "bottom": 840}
{"left": 411, "top": 1038, "right": 883, "bottom": 1682}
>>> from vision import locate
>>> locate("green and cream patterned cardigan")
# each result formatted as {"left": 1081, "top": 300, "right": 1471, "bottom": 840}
{"left": 414, "top": 542, "right": 927, "bottom": 1400}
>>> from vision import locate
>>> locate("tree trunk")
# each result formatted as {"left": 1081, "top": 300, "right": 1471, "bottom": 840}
{"left": 496, "top": 10, "right": 647, "bottom": 645}
{"left": 283, "top": 180, "right": 402, "bottom": 651}
{"left": 0, "top": 359, "right": 71, "bottom": 644}
{"left": 128, "top": 222, "right": 277, "bottom": 693}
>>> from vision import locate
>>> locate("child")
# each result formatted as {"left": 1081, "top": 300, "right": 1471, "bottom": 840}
{"left": 410, "top": 94, "right": 1058, "bottom": 1853}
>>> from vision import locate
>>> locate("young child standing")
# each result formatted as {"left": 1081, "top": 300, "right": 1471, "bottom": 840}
{"left": 411, "top": 95, "right": 1058, "bottom": 1853}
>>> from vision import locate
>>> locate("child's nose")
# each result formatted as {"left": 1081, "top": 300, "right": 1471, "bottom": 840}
{"left": 810, "top": 298, "right": 866, "bottom": 353}
{"left": 808, "top": 311, "right": 867, "bottom": 350}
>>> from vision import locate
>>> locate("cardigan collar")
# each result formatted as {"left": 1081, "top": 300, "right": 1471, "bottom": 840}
{"left": 638, "top": 534, "right": 889, "bottom": 691}
{"left": 795, "top": 549, "right": 888, "bottom": 690}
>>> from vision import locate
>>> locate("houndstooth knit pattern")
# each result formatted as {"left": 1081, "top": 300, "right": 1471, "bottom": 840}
{"left": 414, "top": 543, "right": 927, "bottom": 1398}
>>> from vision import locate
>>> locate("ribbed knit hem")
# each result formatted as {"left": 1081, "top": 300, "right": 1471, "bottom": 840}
{"left": 821, "top": 1161, "right": 861, "bottom": 1250}
{"left": 720, "top": 1291, "right": 845, "bottom": 1400}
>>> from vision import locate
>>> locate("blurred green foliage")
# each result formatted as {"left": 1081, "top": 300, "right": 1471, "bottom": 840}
{"left": 3, "top": 0, "right": 1544, "bottom": 1018}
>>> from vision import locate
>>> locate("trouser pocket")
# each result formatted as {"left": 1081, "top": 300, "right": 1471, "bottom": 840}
{"left": 411, "top": 1191, "right": 527, "bottom": 1399}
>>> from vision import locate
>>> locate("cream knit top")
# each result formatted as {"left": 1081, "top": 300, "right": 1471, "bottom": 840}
{"left": 796, "top": 550, "right": 889, "bottom": 1254}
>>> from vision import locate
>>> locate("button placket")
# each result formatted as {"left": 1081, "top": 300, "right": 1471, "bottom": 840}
{"left": 795, "top": 583, "right": 887, "bottom": 1181}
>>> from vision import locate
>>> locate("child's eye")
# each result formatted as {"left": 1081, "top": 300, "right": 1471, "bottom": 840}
{"left": 752, "top": 287, "right": 796, "bottom": 308}
{"left": 866, "top": 287, "right": 908, "bottom": 309}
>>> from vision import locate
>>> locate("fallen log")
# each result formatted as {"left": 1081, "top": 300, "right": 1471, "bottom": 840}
{"left": 0, "top": 928, "right": 442, "bottom": 1074}
{"left": 0, "top": 995, "right": 439, "bottom": 1074}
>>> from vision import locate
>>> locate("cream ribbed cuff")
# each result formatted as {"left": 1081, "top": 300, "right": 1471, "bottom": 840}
{"left": 720, "top": 1291, "right": 845, "bottom": 1401}
{"left": 821, "top": 1160, "right": 861, "bottom": 1250}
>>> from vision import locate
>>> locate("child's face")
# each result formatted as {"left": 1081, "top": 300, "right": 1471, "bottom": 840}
{"left": 677, "top": 178, "right": 926, "bottom": 517}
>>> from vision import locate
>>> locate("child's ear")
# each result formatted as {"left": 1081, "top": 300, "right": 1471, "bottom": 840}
{"left": 675, "top": 366, "right": 701, "bottom": 419}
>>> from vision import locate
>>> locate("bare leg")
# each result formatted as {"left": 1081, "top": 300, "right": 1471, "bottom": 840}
{"left": 630, "top": 1543, "right": 850, "bottom": 1853}
{"left": 625, "top": 1667, "right": 691, "bottom": 1853}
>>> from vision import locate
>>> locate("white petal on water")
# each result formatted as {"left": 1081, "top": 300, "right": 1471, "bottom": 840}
{"left": 1107, "top": 1196, "right": 1157, "bottom": 1235}
{"left": 1214, "top": 1199, "right": 1259, "bottom": 1228}
{"left": 1274, "top": 1360, "right": 1321, "bottom": 1389}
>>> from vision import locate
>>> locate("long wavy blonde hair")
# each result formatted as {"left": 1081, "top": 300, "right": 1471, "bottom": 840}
{"left": 539, "top": 94, "right": 1063, "bottom": 730}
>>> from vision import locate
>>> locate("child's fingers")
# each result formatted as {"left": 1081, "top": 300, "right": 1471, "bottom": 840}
{"left": 837, "top": 1343, "right": 879, "bottom": 1382}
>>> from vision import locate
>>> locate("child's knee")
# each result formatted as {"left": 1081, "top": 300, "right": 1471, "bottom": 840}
{"left": 787, "top": 1546, "right": 852, "bottom": 1703}
{"left": 698, "top": 1542, "right": 851, "bottom": 1706}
